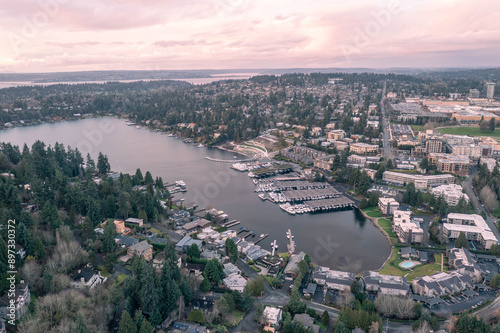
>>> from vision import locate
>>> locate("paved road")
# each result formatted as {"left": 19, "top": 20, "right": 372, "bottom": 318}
{"left": 461, "top": 165, "right": 500, "bottom": 240}
{"left": 380, "top": 80, "right": 394, "bottom": 162}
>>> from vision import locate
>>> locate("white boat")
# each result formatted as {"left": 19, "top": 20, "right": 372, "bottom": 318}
{"left": 258, "top": 193, "right": 266, "bottom": 200}
{"left": 175, "top": 180, "right": 186, "bottom": 187}
{"left": 125, "top": 121, "right": 135, "bottom": 126}
{"left": 167, "top": 133, "right": 174, "bottom": 137}
{"left": 135, "top": 125, "right": 141, "bottom": 129}
{"left": 197, "top": 143, "right": 204, "bottom": 148}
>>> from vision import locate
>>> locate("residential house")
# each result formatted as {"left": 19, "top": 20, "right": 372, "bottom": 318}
{"left": 171, "top": 321, "right": 207, "bottom": 333}
{"left": 294, "top": 314, "right": 320, "bottom": 333}
{"left": 223, "top": 263, "right": 241, "bottom": 277}
{"left": 176, "top": 236, "right": 203, "bottom": 252}
{"left": 127, "top": 240, "right": 153, "bottom": 261}
{"left": 223, "top": 274, "right": 248, "bottom": 292}
{"left": 262, "top": 306, "right": 282, "bottom": 327}
{"left": 0, "top": 281, "right": 30, "bottom": 321}
{"left": 125, "top": 217, "right": 143, "bottom": 227}
{"left": 71, "top": 267, "right": 106, "bottom": 289}
{"left": 284, "top": 251, "right": 306, "bottom": 279}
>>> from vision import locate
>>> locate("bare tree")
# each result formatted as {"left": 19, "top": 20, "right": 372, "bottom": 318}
{"left": 374, "top": 294, "right": 415, "bottom": 319}
{"left": 338, "top": 289, "right": 355, "bottom": 308}
{"left": 369, "top": 321, "right": 380, "bottom": 333}
{"left": 413, "top": 320, "right": 431, "bottom": 333}
{"left": 480, "top": 185, "right": 498, "bottom": 212}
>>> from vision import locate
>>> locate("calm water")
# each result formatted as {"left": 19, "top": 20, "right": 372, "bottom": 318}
{"left": 0, "top": 118, "right": 390, "bottom": 272}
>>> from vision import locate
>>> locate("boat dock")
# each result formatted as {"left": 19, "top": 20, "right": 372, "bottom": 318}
{"left": 286, "top": 229, "right": 295, "bottom": 254}
{"left": 237, "top": 228, "right": 249, "bottom": 235}
{"left": 205, "top": 156, "right": 256, "bottom": 163}
{"left": 254, "top": 234, "right": 268, "bottom": 244}
{"left": 224, "top": 220, "right": 241, "bottom": 228}
{"left": 307, "top": 197, "right": 355, "bottom": 212}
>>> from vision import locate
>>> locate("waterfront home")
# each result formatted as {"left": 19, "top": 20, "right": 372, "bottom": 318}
{"left": 127, "top": 240, "right": 153, "bottom": 261}
{"left": 182, "top": 219, "right": 211, "bottom": 234}
{"left": 71, "top": 267, "right": 106, "bottom": 289}
{"left": 284, "top": 251, "right": 306, "bottom": 279}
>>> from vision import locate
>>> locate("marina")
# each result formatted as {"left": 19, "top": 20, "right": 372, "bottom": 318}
{"left": 0, "top": 117, "right": 391, "bottom": 272}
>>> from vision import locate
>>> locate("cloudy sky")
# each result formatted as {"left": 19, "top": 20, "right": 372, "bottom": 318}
{"left": 0, "top": 0, "right": 499, "bottom": 73}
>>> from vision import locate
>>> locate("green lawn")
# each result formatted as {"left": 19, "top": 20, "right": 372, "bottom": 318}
{"left": 438, "top": 127, "right": 500, "bottom": 138}
{"left": 99, "top": 266, "right": 112, "bottom": 278}
{"left": 379, "top": 252, "right": 446, "bottom": 281}
{"left": 366, "top": 211, "right": 382, "bottom": 218}
{"left": 378, "top": 218, "right": 392, "bottom": 229}
{"left": 410, "top": 124, "right": 425, "bottom": 132}
{"left": 115, "top": 274, "right": 127, "bottom": 284}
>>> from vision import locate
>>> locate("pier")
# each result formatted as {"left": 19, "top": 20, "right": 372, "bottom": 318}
{"left": 254, "top": 234, "right": 268, "bottom": 244}
{"left": 205, "top": 156, "right": 256, "bottom": 163}
{"left": 224, "top": 220, "right": 241, "bottom": 228}
{"left": 286, "top": 229, "right": 295, "bottom": 254}
{"left": 306, "top": 197, "right": 355, "bottom": 213}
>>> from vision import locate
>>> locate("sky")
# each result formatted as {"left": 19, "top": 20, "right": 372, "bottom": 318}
{"left": 0, "top": 0, "right": 499, "bottom": 73}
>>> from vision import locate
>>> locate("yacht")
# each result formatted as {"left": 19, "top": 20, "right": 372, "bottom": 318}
{"left": 175, "top": 180, "right": 186, "bottom": 187}
{"left": 258, "top": 193, "right": 266, "bottom": 200}
{"left": 197, "top": 143, "right": 204, "bottom": 148}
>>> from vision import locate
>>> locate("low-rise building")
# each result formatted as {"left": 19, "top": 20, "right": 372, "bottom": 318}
{"left": 182, "top": 219, "right": 211, "bottom": 234}
{"left": 350, "top": 143, "right": 379, "bottom": 155}
{"left": 312, "top": 266, "right": 355, "bottom": 291}
{"left": 223, "top": 274, "right": 248, "bottom": 292}
{"left": 448, "top": 248, "right": 484, "bottom": 283}
{"left": 378, "top": 197, "right": 400, "bottom": 215}
{"left": 362, "top": 271, "right": 410, "bottom": 296}
{"left": 223, "top": 263, "right": 241, "bottom": 277}
{"left": 412, "top": 271, "right": 474, "bottom": 297}
{"left": 127, "top": 240, "right": 153, "bottom": 261}
{"left": 284, "top": 251, "right": 306, "bottom": 279}
{"left": 71, "top": 267, "right": 106, "bottom": 289}
{"left": 125, "top": 217, "right": 143, "bottom": 227}
{"left": 327, "top": 129, "right": 346, "bottom": 140}
{"left": 176, "top": 236, "right": 203, "bottom": 252}
{"left": 262, "top": 306, "right": 282, "bottom": 328}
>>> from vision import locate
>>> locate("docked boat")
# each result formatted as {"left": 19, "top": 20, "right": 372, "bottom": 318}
{"left": 125, "top": 121, "right": 135, "bottom": 126}
{"left": 175, "top": 180, "right": 186, "bottom": 187}
{"left": 197, "top": 143, "right": 204, "bottom": 148}
{"left": 258, "top": 193, "right": 266, "bottom": 200}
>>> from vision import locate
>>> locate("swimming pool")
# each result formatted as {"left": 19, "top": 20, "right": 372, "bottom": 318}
{"left": 400, "top": 261, "right": 417, "bottom": 269}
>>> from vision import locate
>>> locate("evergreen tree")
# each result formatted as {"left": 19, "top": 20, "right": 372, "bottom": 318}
{"left": 118, "top": 310, "right": 137, "bottom": 333}
{"left": 225, "top": 238, "right": 238, "bottom": 263}
{"left": 455, "top": 232, "right": 469, "bottom": 249}
{"left": 138, "top": 320, "right": 154, "bottom": 333}
{"left": 204, "top": 258, "right": 224, "bottom": 283}
{"left": 187, "top": 309, "right": 206, "bottom": 324}
{"left": 102, "top": 220, "right": 118, "bottom": 252}
{"left": 200, "top": 277, "right": 211, "bottom": 292}
{"left": 97, "top": 152, "right": 111, "bottom": 176}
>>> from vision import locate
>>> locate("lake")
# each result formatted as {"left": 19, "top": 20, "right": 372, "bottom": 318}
{"left": 0, "top": 118, "right": 390, "bottom": 272}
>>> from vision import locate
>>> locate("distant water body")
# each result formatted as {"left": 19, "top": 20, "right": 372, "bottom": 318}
{"left": 0, "top": 73, "right": 260, "bottom": 89}
{"left": 0, "top": 118, "right": 390, "bottom": 272}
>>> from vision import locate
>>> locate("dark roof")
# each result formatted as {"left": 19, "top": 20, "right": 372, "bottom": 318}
{"left": 305, "top": 283, "right": 317, "bottom": 294}
{"left": 463, "top": 289, "right": 478, "bottom": 297}
{"left": 425, "top": 297, "right": 443, "bottom": 306}
{"left": 75, "top": 267, "right": 98, "bottom": 282}
{"left": 116, "top": 235, "right": 139, "bottom": 247}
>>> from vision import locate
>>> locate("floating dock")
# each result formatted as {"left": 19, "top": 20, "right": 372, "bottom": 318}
{"left": 286, "top": 229, "right": 295, "bottom": 254}
{"left": 254, "top": 234, "right": 268, "bottom": 244}
{"left": 224, "top": 220, "right": 241, "bottom": 228}
{"left": 306, "top": 197, "right": 355, "bottom": 212}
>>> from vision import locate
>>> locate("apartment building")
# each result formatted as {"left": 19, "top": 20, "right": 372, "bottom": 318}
{"left": 428, "top": 153, "right": 470, "bottom": 176}
{"left": 378, "top": 197, "right": 400, "bottom": 215}
{"left": 448, "top": 248, "right": 484, "bottom": 283}
{"left": 312, "top": 266, "right": 355, "bottom": 291}
{"left": 430, "top": 184, "right": 469, "bottom": 206}
{"left": 362, "top": 271, "right": 410, "bottom": 296}
{"left": 350, "top": 143, "right": 379, "bottom": 155}
{"left": 413, "top": 271, "right": 474, "bottom": 297}
{"left": 327, "top": 129, "right": 346, "bottom": 140}
{"left": 382, "top": 171, "right": 455, "bottom": 189}
{"left": 392, "top": 210, "right": 424, "bottom": 244}
{"left": 442, "top": 213, "right": 498, "bottom": 250}
{"left": 450, "top": 145, "right": 482, "bottom": 160}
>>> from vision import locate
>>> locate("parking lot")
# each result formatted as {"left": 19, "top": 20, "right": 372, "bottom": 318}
{"left": 430, "top": 290, "right": 497, "bottom": 315}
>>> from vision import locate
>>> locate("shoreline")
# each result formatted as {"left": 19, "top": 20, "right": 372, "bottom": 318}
{"left": 359, "top": 209, "right": 394, "bottom": 272}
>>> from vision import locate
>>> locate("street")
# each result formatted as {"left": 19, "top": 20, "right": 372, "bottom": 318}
{"left": 381, "top": 80, "right": 395, "bottom": 162}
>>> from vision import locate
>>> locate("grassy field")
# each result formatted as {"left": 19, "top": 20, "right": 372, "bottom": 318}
{"left": 437, "top": 127, "right": 500, "bottom": 138}
{"left": 410, "top": 124, "right": 425, "bottom": 132}
{"left": 377, "top": 218, "right": 395, "bottom": 238}
{"left": 379, "top": 252, "right": 446, "bottom": 281}
{"left": 366, "top": 211, "right": 382, "bottom": 218}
